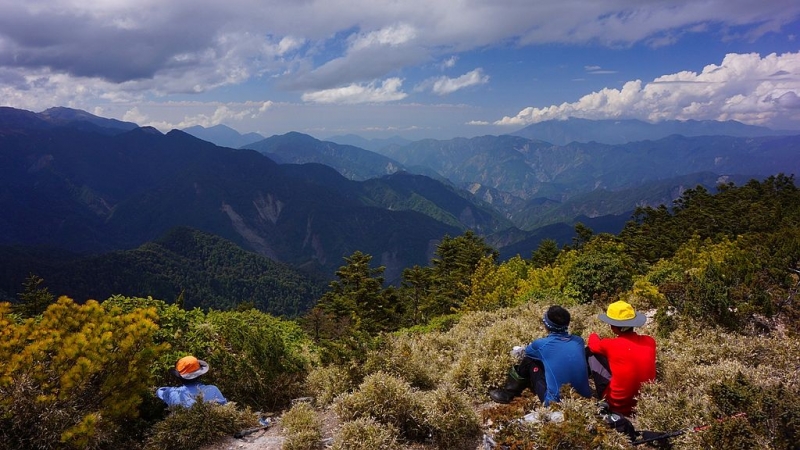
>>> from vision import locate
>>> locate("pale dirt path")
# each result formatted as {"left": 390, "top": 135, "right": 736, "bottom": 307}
{"left": 201, "top": 407, "right": 339, "bottom": 450}
{"left": 202, "top": 402, "right": 493, "bottom": 450}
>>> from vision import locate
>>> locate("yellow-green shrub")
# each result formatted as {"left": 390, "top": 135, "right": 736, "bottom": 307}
{"left": 0, "top": 297, "right": 167, "bottom": 449}
{"left": 331, "top": 417, "right": 401, "bottom": 450}
{"left": 143, "top": 401, "right": 257, "bottom": 450}
{"left": 420, "top": 383, "right": 480, "bottom": 449}
{"left": 305, "top": 364, "right": 356, "bottom": 407}
{"left": 333, "top": 372, "right": 426, "bottom": 440}
{"left": 281, "top": 401, "right": 322, "bottom": 450}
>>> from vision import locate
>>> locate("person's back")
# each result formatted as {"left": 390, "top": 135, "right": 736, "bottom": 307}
{"left": 587, "top": 301, "right": 656, "bottom": 416}
{"left": 588, "top": 331, "right": 655, "bottom": 415}
{"left": 157, "top": 380, "right": 227, "bottom": 408}
{"left": 526, "top": 332, "right": 592, "bottom": 404}
{"left": 490, "top": 305, "right": 591, "bottom": 405}
{"left": 156, "top": 355, "right": 228, "bottom": 408}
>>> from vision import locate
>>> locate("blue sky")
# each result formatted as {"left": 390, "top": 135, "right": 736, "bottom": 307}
{"left": 1, "top": 0, "right": 799, "bottom": 140}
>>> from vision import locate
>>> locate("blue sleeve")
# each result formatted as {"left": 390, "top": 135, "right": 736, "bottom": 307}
{"left": 156, "top": 386, "right": 184, "bottom": 407}
{"left": 201, "top": 385, "right": 228, "bottom": 405}
{"left": 524, "top": 337, "right": 546, "bottom": 360}
{"left": 155, "top": 387, "right": 169, "bottom": 401}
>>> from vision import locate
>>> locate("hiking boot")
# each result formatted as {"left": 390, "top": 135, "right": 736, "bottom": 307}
{"left": 489, "top": 366, "right": 528, "bottom": 404}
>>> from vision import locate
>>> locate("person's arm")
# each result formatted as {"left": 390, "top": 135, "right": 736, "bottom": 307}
{"left": 524, "top": 338, "right": 544, "bottom": 360}
{"left": 587, "top": 332, "right": 604, "bottom": 353}
{"left": 155, "top": 387, "right": 168, "bottom": 401}
{"left": 201, "top": 385, "right": 228, "bottom": 404}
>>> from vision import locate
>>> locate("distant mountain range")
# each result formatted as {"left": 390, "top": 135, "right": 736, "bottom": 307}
{"left": 510, "top": 117, "right": 796, "bottom": 145}
{"left": 2, "top": 106, "right": 798, "bottom": 314}
{"left": 324, "top": 134, "right": 413, "bottom": 153}
{"left": 374, "top": 133, "right": 800, "bottom": 229}
{"left": 243, "top": 132, "right": 408, "bottom": 181}
{"left": 182, "top": 124, "right": 265, "bottom": 149}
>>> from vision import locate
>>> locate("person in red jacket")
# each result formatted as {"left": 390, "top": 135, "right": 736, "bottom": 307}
{"left": 587, "top": 300, "right": 656, "bottom": 417}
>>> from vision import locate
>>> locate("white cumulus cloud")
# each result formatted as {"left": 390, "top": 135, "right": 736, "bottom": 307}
{"left": 349, "top": 23, "right": 417, "bottom": 52}
{"left": 301, "top": 77, "right": 407, "bottom": 104}
{"left": 495, "top": 52, "right": 800, "bottom": 128}
{"left": 417, "top": 68, "right": 489, "bottom": 96}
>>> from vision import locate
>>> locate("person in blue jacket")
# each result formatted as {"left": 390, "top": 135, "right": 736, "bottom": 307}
{"left": 490, "top": 305, "right": 592, "bottom": 404}
{"left": 156, "top": 355, "right": 228, "bottom": 408}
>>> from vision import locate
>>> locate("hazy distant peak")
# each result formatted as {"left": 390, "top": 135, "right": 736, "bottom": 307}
{"left": 181, "top": 123, "right": 265, "bottom": 148}
{"left": 511, "top": 117, "right": 794, "bottom": 146}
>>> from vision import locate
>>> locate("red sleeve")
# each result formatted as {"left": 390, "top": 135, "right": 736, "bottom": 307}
{"left": 587, "top": 332, "right": 605, "bottom": 354}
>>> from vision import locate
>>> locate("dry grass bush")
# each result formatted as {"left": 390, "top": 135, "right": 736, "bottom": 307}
{"left": 491, "top": 393, "right": 630, "bottom": 449}
{"left": 281, "top": 401, "right": 322, "bottom": 450}
{"left": 357, "top": 302, "right": 602, "bottom": 401}
{"left": 305, "top": 364, "right": 355, "bottom": 407}
{"left": 363, "top": 338, "right": 438, "bottom": 389}
{"left": 635, "top": 323, "right": 800, "bottom": 449}
{"left": 419, "top": 383, "right": 481, "bottom": 449}
{"left": 331, "top": 417, "right": 401, "bottom": 450}
{"left": 333, "top": 374, "right": 480, "bottom": 449}
{"left": 333, "top": 371, "right": 426, "bottom": 440}
{"left": 143, "top": 401, "right": 258, "bottom": 450}
{"left": 329, "top": 295, "right": 799, "bottom": 449}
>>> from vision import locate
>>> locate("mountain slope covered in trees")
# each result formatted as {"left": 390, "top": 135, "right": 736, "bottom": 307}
{"left": 0, "top": 227, "right": 326, "bottom": 316}
{"left": 2, "top": 175, "right": 798, "bottom": 450}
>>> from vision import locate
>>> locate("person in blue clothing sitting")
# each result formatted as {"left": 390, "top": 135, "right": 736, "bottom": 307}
{"left": 156, "top": 355, "right": 228, "bottom": 408}
{"left": 489, "top": 305, "right": 592, "bottom": 404}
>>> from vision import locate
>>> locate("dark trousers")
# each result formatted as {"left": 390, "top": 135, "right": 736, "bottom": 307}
{"left": 586, "top": 348, "right": 611, "bottom": 399}
{"left": 517, "top": 356, "right": 548, "bottom": 402}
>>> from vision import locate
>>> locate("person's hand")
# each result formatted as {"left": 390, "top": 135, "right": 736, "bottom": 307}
{"left": 510, "top": 345, "right": 525, "bottom": 359}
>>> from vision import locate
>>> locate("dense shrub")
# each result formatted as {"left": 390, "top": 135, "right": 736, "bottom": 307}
{"left": 143, "top": 401, "right": 257, "bottom": 450}
{"left": 333, "top": 372, "right": 426, "bottom": 440}
{"left": 190, "top": 309, "right": 315, "bottom": 410}
{"left": 331, "top": 417, "right": 401, "bottom": 450}
{"left": 305, "top": 364, "right": 356, "bottom": 407}
{"left": 566, "top": 251, "right": 633, "bottom": 304}
{"left": 105, "top": 297, "right": 317, "bottom": 411}
{"left": 363, "top": 338, "right": 437, "bottom": 389}
{"left": 489, "top": 394, "right": 630, "bottom": 449}
{"left": 0, "top": 298, "right": 166, "bottom": 449}
{"left": 101, "top": 295, "right": 204, "bottom": 383}
{"left": 280, "top": 401, "right": 322, "bottom": 450}
{"left": 420, "top": 384, "right": 480, "bottom": 449}
{"left": 636, "top": 326, "right": 800, "bottom": 450}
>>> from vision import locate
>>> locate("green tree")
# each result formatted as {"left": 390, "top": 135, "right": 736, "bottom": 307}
{"left": 531, "top": 239, "right": 560, "bottom": 268}
{"left": 566, "top": 251, "right": 633, "bottom": 304}
{"left": 318, "top": 251, "right": 397, "bottom": 334}
{"left": 14, "top": 274, "right": 55, "bottom": 318}
{"left": 427, "top": 231, "right": 498, "bottom": 314}
{"left": 571, "top": 222, "right": 594, "bottom": 249}
{"left": 399, "top": 265, "right": 434, "bottom": 326}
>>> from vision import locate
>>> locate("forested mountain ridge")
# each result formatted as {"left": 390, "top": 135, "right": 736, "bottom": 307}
{"left": 3, "top": 105, "right": 799, "bottom": 315}
{"left": 0, "top": 227, "right": 326, "bottom": 315}
{"left": 4, "top": 172, "right": 798, "bottom": 450}
{"left": 0, "top": 107, "right": 477, "bottom": 301}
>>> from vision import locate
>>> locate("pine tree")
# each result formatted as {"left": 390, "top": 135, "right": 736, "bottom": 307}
{"left": 14, "top": 274, "right": 55, "bottom": 318}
